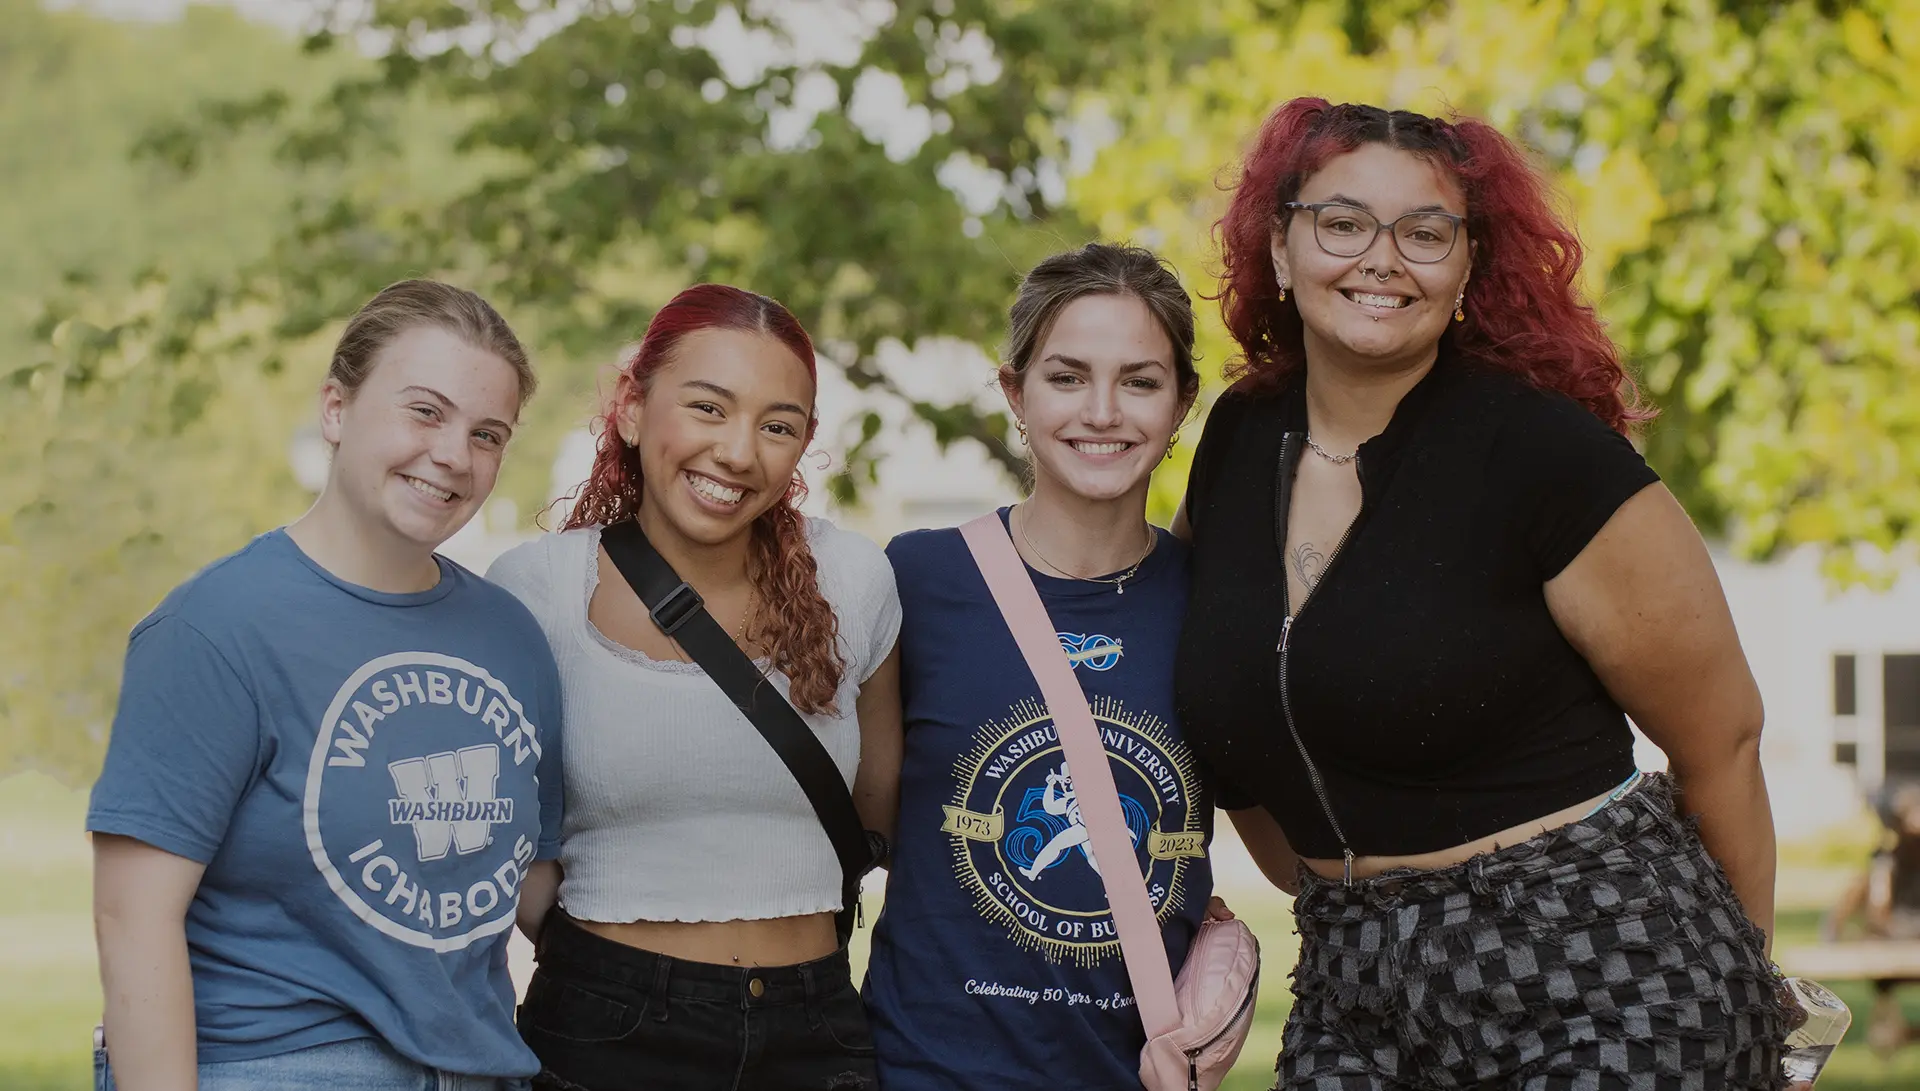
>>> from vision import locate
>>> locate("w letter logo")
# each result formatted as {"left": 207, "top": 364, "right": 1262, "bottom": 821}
{"left": 386, "top": 745, "right": 514, "bottom": 862}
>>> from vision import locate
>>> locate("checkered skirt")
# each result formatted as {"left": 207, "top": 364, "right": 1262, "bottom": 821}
{"left": 1277, "top": 775, "right": 1788, "bottom": 1091}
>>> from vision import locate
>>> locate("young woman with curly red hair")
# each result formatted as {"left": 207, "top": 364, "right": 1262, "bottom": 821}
{"left": 1173, "top": 100, "right": 1795, "bottom": 1089}
{"left": 487, "top": 285, "right": 901, "bottom": 1091}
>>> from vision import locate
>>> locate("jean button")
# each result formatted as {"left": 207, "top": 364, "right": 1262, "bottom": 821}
{"left": 748, "top": 977, "right": 765, "bottom": 998}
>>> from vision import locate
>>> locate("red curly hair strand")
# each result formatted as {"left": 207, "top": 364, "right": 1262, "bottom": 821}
{"left": 1215, "top": 98, "right": 1648, "bottom": 433}
{"left": 564, "top": 284, "right": 845, "bottom": 714}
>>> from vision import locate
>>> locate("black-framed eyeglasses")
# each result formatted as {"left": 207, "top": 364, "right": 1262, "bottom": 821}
{"left": 1281, "top": 201, "right": 1465, "bottom": 263}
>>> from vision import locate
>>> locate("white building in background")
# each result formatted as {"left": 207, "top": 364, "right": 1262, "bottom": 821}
{"left": 426, "top": 336, "right": 1911, "bottom": 843}
{"left": 1716, "top": 549, "right": 1920, "bottom": 833}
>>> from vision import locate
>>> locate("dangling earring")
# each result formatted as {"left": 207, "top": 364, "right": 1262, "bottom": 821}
{"left": 1015, "top": 419, "right": 1029, "bottom": 446}
{"left": 1165, "top": 432, "right": 1181, "bottom": 462}
{"left": 1453, "top": 293, "right": 1466, "bottom": 323}
{"left": 1277, "top": 278, "right": 1289, "bottom": 303}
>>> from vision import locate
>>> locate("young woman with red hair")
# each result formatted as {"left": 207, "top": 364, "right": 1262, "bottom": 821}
{"left": 487, "top": 285, "right": 901, "bottom": 1091}
{"left": 1174, "top": 100, "right": 1795, "bottom": 1088}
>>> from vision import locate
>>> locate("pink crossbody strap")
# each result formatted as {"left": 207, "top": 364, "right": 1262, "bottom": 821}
{"left": 959, "top": 514, "right": 1181, "bottom": 1037}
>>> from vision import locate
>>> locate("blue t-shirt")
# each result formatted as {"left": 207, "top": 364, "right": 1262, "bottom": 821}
{"left": 866, "top": 513, "right": 1215, "bottom": 1091}
{"left": 87, "top": 530, "right": 564, "bottom": 1077}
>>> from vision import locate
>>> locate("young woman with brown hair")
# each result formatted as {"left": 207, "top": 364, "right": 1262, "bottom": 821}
{"left": 863, "top": 243, "right": 1228, "bottom": 1090}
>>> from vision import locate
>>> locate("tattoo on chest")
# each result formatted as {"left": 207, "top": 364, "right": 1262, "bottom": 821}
{"left": 1289, "top": 541, "right": 1327, "bottom": 591}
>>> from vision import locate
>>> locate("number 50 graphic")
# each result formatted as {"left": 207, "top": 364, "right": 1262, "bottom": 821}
{"left": 1003, "top": 781, "right": 1149, "bottom": 874}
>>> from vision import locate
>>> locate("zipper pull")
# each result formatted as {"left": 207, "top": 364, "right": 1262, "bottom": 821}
{"left": 1277, "top": 614, "right": 1294, "bottom": 653}
{"left": 1342, "top": 848, "right": 1355, "bottom": 888}
{"left": 1188, "top": 1056, "right": 1200, "bottom": 1091}
{"left": 855, "top": 895, "right": 866, "bottom": 929}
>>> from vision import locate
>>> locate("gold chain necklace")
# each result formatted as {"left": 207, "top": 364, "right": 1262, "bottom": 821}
{"left": 1014, "top": 504, "right": 1157, "bottom": 595}
{"left": 731, "top": 588, "right": 755, "bottom": 644}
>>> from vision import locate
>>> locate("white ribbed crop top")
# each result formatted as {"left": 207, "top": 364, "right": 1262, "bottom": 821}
{"left": 486, "top": 518, "right": 901, "bottom": 923}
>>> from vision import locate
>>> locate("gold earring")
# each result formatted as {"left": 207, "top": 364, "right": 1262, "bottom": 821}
{"left": 1278, "top": 279, "right": 1289, "bottom": 302}
{"left": 1454, "top": 299, "right": 1466, "bottom": 323}
{"left": 1165, "top": 432, "right": 1181, "bottom": 462}
{"left": 1015, "top": 419, "right": 1028, "bottom": 446}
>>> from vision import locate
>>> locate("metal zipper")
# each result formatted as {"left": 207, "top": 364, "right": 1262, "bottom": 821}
{"left": 1183, "top": 963, "right": 1262, "bottom": 1080}
{"left": 1272, "top": 432, "right": 1360, "bottom": 886}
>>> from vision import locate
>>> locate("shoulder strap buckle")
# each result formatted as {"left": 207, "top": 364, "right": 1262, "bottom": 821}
{"left": 649, "top": 581, "right": 705, "bottom": 635}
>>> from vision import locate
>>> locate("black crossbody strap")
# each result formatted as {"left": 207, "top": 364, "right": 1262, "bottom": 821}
{"left": 599, "top": 521, "right": 872, "bottom": 940}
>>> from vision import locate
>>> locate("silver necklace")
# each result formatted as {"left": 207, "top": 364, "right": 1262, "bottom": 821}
{"left": 1015, "top": 505, "right": 1157, "bottom": 595}
{"left": 1304, "top": 435, "right": 1359, "bottom": 465}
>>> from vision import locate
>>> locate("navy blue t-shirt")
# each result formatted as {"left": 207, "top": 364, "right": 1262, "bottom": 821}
{"left": 87, "top": 530, "right": 564, "bottom": 1077}
{"left": 866, "top": 512, "right": 1215, "bottom": 1091}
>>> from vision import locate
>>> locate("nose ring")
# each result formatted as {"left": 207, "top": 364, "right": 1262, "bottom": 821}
{"left": 1361, "top": 266, "right": 1394, "bottom": 282}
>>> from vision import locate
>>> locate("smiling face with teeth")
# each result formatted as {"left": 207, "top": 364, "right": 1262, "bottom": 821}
{"left": 616, "top": 326, "right": 816, "bottom": 552}
{"left": 318, "top": 324, "right": 522, "bottom": 561}
{"left": 1272, "top": 143, "right": 1474, "bottom": 376}
{"left": 1005, "top": 293, "right": 1188, "bottom": 508}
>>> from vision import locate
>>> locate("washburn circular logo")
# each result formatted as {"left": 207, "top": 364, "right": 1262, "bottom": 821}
{"left": 944, "top": 694, "right": 1205, "bottom": 966}
{"left": 304, "top": 652, "right": 544, "bottom": 952}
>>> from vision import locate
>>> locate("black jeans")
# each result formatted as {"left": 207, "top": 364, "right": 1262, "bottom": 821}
{"left": 518, "top": 912, "right": 876, "bottom": 1091}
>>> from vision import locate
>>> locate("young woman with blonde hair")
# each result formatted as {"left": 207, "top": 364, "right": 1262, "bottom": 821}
{"left": 90, "top": 279, "right": 564, "bottom": 1091}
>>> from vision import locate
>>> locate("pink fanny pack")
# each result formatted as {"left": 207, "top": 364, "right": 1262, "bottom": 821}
{"left": 961, "top": 515, "right": 1261, "bottom": 1091}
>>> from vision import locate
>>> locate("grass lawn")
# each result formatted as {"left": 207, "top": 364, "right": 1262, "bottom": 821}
{"left": 6, "top": 770, "right": 1919, "bottom": 1090}
{"left": 2, "top": 773, "right": 99, "bottom": 1091}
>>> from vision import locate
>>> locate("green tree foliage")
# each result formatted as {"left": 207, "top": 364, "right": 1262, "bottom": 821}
{"left": 168, "top": 0, "right": 1173, "bottom": 489}
{"left": 2, "top": 0, "right": 1159, "bottom": 780}
{"left": 2, "top": 282, "right": 320, "bottom": 782}
{"left": 0, "top": 2, "right": 370, "bottom": 780}
{"left": 10, "top": 0, "right": 1920, "bottom": 782}
{"left": 0, "top": 0, "right": 361, "bottom": 342}
{"left": 1079, "top": 0, "right": 1920, "bottom": 562}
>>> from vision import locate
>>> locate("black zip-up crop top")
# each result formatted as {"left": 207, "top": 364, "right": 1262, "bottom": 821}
{"left": 1175, "top": 355, "right": 1661, "bottom": 858}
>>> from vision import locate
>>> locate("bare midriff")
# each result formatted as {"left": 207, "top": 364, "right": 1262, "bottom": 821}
{"left": 1300, "top": 786, "right": 1618, "bottom": 882}
{"left": 576, "top": 912, "right": 839, "bottom": 968}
